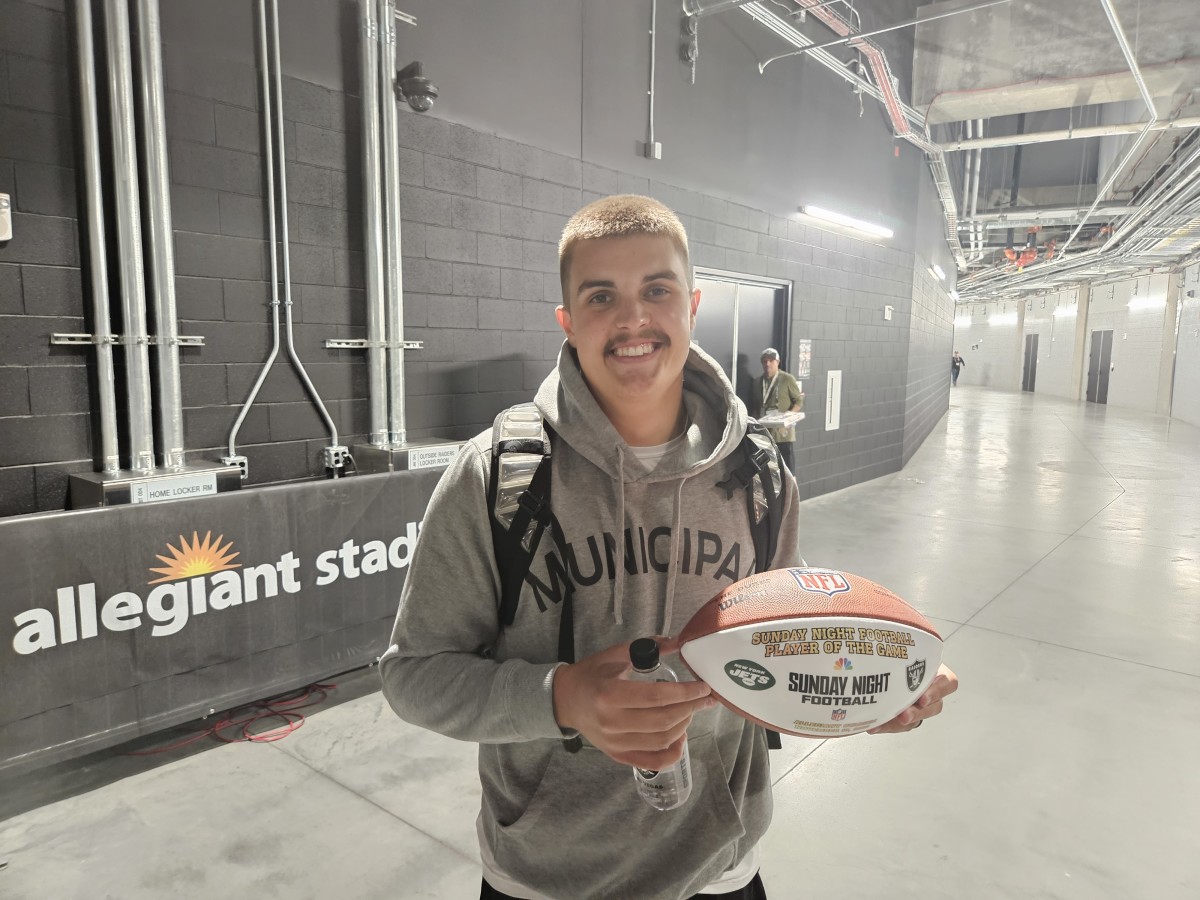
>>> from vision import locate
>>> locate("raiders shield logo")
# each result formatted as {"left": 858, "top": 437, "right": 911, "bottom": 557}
{"left": 906, "top": 659, "right": 927, "bottom": 692}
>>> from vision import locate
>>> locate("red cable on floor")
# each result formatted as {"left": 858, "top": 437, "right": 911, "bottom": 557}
{"left": 120, "top": 682, "right": 337, "bottom": 756}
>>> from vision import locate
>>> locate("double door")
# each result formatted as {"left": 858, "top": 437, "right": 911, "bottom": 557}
{"left": 691, "top": 274, "right": 790, "bottom": 410}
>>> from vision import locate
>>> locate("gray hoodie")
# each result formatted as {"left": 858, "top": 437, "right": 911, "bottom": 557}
{"left": 379, "top": 342, "right": 802, "bottom": 899}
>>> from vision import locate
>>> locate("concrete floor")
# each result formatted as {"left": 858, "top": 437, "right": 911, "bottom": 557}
{"left": 2, "top": 387, "right": 1199, "bottom": 899}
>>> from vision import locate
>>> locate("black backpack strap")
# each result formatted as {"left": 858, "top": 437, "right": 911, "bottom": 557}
{"left": 718, "top": 421, "right": 788, "bottom": 751}
{"left": 489, "top": 405, "right": 580, "bottom": 753}
{"left": 490, "top": 404, "right": 557, "bottom": 627}
{"left": 716, "top": 422, "right": 784, "bottom": 575}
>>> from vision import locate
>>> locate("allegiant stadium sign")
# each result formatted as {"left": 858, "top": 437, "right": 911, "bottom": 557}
{"left": 9, "top": 523, "right": 421, "bottom": 656}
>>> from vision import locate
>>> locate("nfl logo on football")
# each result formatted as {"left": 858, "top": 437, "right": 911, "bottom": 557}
{"left": 831, "top": 709, "right": 847, "bottom": 721}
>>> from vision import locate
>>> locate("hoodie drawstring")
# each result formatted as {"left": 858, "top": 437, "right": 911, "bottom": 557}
{"left": 661, "top": 477, "right": 687, "bottom": 635}
{"left": 613, "top": 445, "right": 627, "bottom": 625}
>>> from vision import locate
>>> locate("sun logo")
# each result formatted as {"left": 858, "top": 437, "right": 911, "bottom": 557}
{"left": 148, "top": 531, "right": 241, "bottom": 584}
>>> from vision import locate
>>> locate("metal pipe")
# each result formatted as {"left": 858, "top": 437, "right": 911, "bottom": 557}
{"left": 759, "top": 0, "right": 1010, "bottom": 71}
{"left": 102, "top": 0, "right": 154, "bottom": 472}
{"left": 379, "top": 0, "right": 406, "bottom": 446}
{"left": 970, "top": 118, "right": 983, "bottom": 261}
{"left": 1058, "top": 0, "right": 1158, "bottom": 260}
{"left": 75, "top": 0, "right": 120, "bottom": 475}
{"left": 133, "top": 0, "right": 184, "bottom": 469}
{"left": 359, "top": 0, "right": 388, "bottom": 446}
{"left": 960, "top": 120, "right": 972, "bottom": 225}
{"left": 938, "top": 116, "right": 1200, "bottom": 153}
{"left": 958, "top": 203, "right": 1138, "bottom": 227}
{"left": 228, "top": 0, "right": 282, "bottom": 460}
{"left": 647, "top": 0, "right": 657, "bottom": 150}
{"left": 681, "top": 0, "right": 752, "bottom": 17}
{"left": 268, "top": 0, "right": 340, "bottom": 446}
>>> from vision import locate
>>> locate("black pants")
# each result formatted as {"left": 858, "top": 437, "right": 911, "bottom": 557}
{"left": 481, "top": 873, "right": 768, "bottom": 900}
{"left": 776, "top": 441, "right": 794, "bottom": 475}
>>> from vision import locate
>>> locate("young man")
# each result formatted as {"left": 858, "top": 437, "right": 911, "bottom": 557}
{"left": 379, "top": 196, "right": 957, "bottom": 900}
{"left": 750, "top": 348, "right": 803, "bottom": 474}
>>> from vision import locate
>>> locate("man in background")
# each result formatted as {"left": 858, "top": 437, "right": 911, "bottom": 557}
{"left": 751, "top": 347, "right": 803, "bottom": 473}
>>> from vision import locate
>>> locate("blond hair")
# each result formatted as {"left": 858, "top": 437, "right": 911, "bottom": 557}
{"left": 558, "top": 194, "right": 691, "bottom": 307}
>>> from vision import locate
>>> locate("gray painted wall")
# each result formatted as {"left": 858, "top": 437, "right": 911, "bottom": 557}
{"left": 0, "top": 0, "right": 953, "bottom": 516}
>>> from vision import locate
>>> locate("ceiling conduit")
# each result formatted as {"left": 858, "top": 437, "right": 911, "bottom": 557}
{"left": 708, "top": 1, "right": 972, "bottom": 269}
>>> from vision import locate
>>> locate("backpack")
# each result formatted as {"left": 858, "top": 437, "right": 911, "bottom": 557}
{"left": 487, "top": 402, "right": 787, "bottom": 751}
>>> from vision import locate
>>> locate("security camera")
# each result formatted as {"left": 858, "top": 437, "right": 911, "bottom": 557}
{"left": 397, "top": 61, "right": 438, "bottom": 113}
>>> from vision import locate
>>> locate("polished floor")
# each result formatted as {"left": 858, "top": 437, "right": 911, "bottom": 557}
{"left": 2, "top": 387, "right": 1198, "bottom": 899}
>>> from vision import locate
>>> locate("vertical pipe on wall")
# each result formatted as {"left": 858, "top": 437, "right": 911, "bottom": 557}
{"left": 102, "top": 0, "right": 155, "bottom": 472}
{"left": 268, "top": 0, "right": 340, "bottom": 447}
{"left": 228, "top": 0, "right": 282, "bottom": 460}
{"left": 75, "top": 0, "right": 120, "bottom": 475}
{"left": 379, "top": 0, "right": 406, "bottom": 445}
{"left": 133, "top": 0, "right": 184, "bottom": 469}
{"left": 359, "top": 0, "right": 389, "bottom": 447}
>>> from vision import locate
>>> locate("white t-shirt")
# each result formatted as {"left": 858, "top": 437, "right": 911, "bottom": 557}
{"left": 627, "top": 431, "right": 687, "bottom": 471}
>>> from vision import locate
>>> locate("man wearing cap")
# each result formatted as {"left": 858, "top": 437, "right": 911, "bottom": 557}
{"left": 750, "top": 348, "right": 803, "bottom": 474}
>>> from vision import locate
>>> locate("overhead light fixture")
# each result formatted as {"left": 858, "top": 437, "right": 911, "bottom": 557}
{"left": 931, "top": 264, "right": 946, "bottom": 281}
{"left": 801, "top": 205, "right": 894, "bottom": 239}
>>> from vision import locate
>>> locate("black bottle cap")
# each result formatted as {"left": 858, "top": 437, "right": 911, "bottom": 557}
{"left": 629, "top": 637, "right": 660, "bottom": 670}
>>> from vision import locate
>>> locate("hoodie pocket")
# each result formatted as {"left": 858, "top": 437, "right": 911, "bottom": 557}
{"left": 489, "top": 732, "right": 763, "bottom": 900}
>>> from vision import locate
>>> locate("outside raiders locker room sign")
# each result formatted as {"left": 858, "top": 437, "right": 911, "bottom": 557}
{"left": 0, "top": 468, "right": 442, "bottom": 775}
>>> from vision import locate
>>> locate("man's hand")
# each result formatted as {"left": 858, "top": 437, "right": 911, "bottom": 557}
{"left": 553, "top": 639, "right": 714, "bottom": 769}
{"left": 867, "top": 663, "right": 958, "bottom": 735}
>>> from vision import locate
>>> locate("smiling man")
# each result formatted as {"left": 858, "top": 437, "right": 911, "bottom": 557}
{"left": 379, "top": 195, "right": 957, "bottom": 900}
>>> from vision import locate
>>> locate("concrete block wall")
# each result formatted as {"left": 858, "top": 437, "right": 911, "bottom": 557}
{"left": 903, "top": 259, "right": 954, "bottom": 465}
{"left": 0, "top": 0, "right": 947, "bottom": 518}
{"left": 0, "top": 0, "right": 88, "bottom": 515}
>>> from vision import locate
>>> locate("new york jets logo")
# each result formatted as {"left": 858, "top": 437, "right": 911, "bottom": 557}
{"left": 724, "top": 660, "right": 776, "bottom": 691}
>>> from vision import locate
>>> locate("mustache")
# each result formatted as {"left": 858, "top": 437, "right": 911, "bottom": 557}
{"left": 605, "top": 331, "right": 670, "bottom": 354}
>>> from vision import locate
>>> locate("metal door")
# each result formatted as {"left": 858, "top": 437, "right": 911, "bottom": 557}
{"left": 1022, "top": 333, "right": 1039, "bottom": 392}
{"left": 1086, "top": 329, "right": 1113, "bottom": 404}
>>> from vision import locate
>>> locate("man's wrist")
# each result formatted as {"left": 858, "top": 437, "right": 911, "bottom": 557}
{"left": 551, "top": 662, "right": 575, "bottom": 732}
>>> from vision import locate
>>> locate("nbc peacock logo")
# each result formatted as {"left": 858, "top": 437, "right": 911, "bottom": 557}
{"left": 833, "top": 657, "right": 853, "bottom": 671}
{"left": 149, "top": 531, "right": 241, "bottom": 584}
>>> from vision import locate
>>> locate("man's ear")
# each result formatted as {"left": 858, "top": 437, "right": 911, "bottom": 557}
{"left": 555, "top": 305, "right": 574, "bottom": 344}
{"left": 689, "top": 287, "right": 701, "bottom": 327}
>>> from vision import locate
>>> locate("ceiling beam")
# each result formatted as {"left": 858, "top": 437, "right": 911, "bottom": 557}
{"left": 938, "top": 116, "right": 1200, "bottom": 152}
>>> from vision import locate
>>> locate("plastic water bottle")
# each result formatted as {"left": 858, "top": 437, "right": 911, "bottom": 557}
{"left": 628, "top": 637, "right": 693, "bottom": 811}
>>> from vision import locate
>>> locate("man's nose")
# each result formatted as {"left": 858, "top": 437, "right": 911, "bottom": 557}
{"left": 613, "top": 294, "right": 649, "bottom": 328}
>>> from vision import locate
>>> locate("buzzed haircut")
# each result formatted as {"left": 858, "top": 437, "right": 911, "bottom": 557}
{"left": 558, "top": 194, "right": 692, "bottom": 307}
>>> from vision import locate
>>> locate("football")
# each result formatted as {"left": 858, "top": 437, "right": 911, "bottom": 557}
{"left": 678, "top": 567, "right": 942, "bottom": 738}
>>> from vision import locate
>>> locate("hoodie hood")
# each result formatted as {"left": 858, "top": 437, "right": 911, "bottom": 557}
{"left": 533, "top": 339, "right": 749, "bottom": 627}
{"left": 534, "top": 339, "right": 749, "bottom": 484}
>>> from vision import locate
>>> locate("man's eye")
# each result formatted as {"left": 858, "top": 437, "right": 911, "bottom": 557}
{"left": 646, "top": 285, "right": 670, "bottom": 297}
{"left": 588, "top": 292, "right": 611, "bottom": 304}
